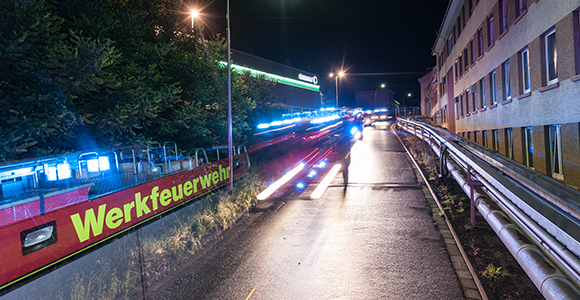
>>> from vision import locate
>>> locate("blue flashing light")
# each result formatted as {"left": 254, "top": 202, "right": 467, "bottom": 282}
{"left": 296, "top": 182, "right": 305, "bottom": 189}
{"left": 317, "top": 161, "right": 326, "bottom": 168}
{"left": 307, "top": 170, "right": 317, "bottom": 178}
{"left": 350, "top": 126, "right": 359, "bottom": 135}
{"left": 99, "top": 156, "right": 110, "bottom": 171}
{"left": 257, "top": 123, "right": 270, "bottom": 129}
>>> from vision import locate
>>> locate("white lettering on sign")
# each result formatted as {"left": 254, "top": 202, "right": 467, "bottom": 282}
{"left": 298, "top": 73, "right": 318, "bottom": 85}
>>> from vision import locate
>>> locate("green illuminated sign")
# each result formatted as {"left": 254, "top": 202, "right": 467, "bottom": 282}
{"left": 218, "top": 61, "right": 320, "bottom": 92}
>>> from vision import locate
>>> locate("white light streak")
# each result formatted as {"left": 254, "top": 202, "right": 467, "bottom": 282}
{"left": 310, "top": 164, "right": 342, "bottom": 199}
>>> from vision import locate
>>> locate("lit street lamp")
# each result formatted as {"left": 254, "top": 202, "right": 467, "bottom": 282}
{"left": 374, "top": 83, "right": 385, "bottom": 109}
{"left": 329, "top": 71, "right": 344, "bottom": 108}
{"left": 190, "top": 9, "right": 199, "bottom": 28}
{"left": 402, "top": 93, "right": 411, "bottom": 107}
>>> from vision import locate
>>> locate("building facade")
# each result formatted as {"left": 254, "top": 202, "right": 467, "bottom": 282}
{"left": 231, "top": 50, "right": 322, "bottom": 111}
{"left": 429, "top": 0, "right": 580, "bottom": 188}
{"left": 354, "top": 89, "right": 395, "bottom": 110}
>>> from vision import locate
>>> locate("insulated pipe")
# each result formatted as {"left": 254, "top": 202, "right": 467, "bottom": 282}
{"left": 398, "top": 119, "right": 580, "bottom": 299}
{"left": 476, "top": 174, "right": 580, "bottom": 284}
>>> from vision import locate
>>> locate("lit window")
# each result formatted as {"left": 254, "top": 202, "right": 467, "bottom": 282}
{"left": 521, "top": 48, "right": 531, "bottom": 93}
{"left": 545, "top": 29, "right": 558, "bottom": 84}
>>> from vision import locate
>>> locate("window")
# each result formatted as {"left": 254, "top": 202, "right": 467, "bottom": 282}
{"left": 492, "top": 129, "right": 499, "bottom": 151}
{"left": 490, "top": 70, "right": 497, "bottom": 105}
{"left": 455, "top": 97, "right": 460, "bottom": 119}
{"left": 502, "top": 60, "right": 511, "bottom": 100}
{"left": 549, "top": 125, "right": 563, "bottom": 180}
{"left": 464, "top": 48, "right": 469, "bottom": 72}
{"left": 454, "top": 60, "right": 459, "bottom": 80}
{"left": 457, "top": 18, "right": 462, "bottom": 37}
{"left": 474, "top": 131, "right": 479, "bottom": 143}
{"left": 470, "top": 39, "right": 475, "bottom": 65}
{"left": 462, "top": 5, "right": 467, "bottom": 27}
{"left": 447, "top": 36, "right": 453, "bottom": 55}
{"left": 521, "top": 48, "right": 531, "bottom": 93}
{"left": 467, "top": 132, "right": 471, "bottom": 140}
{"left": 545, "top": 29, "right": 558, "bottom": 84}
{"left": 468, "top": 0, "right": 474, "bottom": 16}
{"left": 479, "top": 78, "right": 486, "bottom": 109}
{"left": 524, "top": 126, "right": 534, "bottom": 168}
{"left": 471, "top": 86, "right": 477, "bottom": 112}
{"left": 505, "top": 128, "right": 513, "bottom": 159}
{"left": 482, "top": 130, "right": 488, "bottom": 147}
{"left": 477, "top": 27, "right": 484, "bottom": 57}
{"left": 465, "top": 91, "right": 470, "bottom": 114}
{"left": 516, "top": 0, "right": 526, "bottom": 16}
{"left": 499, "top": 0, "right": 508, "bottom": 33}
{"left": 487, "top": 14, "right": 494, "bottom": 47}
{"left": 459, "top": 54, "right": 463, "bottom": 77}
{"left": 460, "top": 93, "right": 465, "bottom": 116}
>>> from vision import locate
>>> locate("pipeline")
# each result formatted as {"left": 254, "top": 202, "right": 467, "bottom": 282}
{"left": 397, "top": 119, "right": 580, "bottom": 300}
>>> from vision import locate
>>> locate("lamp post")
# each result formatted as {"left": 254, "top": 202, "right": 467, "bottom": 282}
{"left": 374, "top": 83, "right": 385, "bottom": 109}
{"left": 190, "top": 10, "right": 199, "bottom": 28}
{"left": 329, "top": 71, "right": 344, "bottom": 108}
{"left": 226, "top": 0, "right": 233, "bottom": 192}
{"left": 402, "top": 93, "right": 411, "bottom": 107}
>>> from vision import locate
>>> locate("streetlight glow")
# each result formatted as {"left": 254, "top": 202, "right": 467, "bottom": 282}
{"left": 190, "top": 10, "right": 199, "bottom": 28}
{"left": 330, "top": 70, "right": 345, "bottom": 108}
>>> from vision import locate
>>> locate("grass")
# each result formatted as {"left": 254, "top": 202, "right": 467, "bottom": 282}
{"left": 64, "top": 172, "right": 265, "bottom": 300}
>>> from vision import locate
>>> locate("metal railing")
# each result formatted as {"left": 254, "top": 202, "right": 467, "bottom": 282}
{"left": 397, "top": 118, "right": 580, "bottom": 300}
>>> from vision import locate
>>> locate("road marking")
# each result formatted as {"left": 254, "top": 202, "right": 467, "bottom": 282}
{"left": 311, "top": 164, "right": 342, "bottom": 199}
{"left": 245, "top": 287, "right": 256, "bottom": 300}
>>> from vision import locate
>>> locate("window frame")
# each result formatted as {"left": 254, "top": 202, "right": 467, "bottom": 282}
{"left": 479, "top": 78, "right": 486, "bottom": 109}
{"left": 524, "top": 126, "right": 534, "bottom": 168}
{"left": 490, "top": 70, "right": 497, "bottom": 105}
{"left": 487, "top": 13, "right": 495, "bottom": 47}
{"left": 521, "top": 48, "right": 531, "bottom": 93}
{"left": 505, "top": 128, "right": 514, "bottom": 159}
{"left": 503, "top": 60, "right": 511, "bottom": 100}
{"left": 545, "top": 29, "right": 558, "bottom": 85}
{"left": 549, "top": 124, "right": 564, "bottom": 180}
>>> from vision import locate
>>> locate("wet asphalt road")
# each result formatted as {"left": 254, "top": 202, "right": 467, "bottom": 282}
{"left": 148, "top": 123, "right": 464, "bottom": 300}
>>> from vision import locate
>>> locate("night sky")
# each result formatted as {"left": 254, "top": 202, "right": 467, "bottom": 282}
{"left": 194, "top": 0, "right": 450, "bottom": 106}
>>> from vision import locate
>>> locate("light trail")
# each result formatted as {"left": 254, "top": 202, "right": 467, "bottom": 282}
{"left": 310, "top": 164, "right": 342, "bottom": 199}
{"left": 256, "top": 163, "right": 305, "bottom": 200}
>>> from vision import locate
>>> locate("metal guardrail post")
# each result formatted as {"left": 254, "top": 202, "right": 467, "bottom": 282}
{"left": 397, "top": 118, "right": 580, "bottom": 299}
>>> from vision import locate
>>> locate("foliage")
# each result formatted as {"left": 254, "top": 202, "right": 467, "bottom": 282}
{"left": 482, "top": 262, "right": 509, "bottom": 280}
{"left": 0, "top": 0, "right": 276, "bottom": 161}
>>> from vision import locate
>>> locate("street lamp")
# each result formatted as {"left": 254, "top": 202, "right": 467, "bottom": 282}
{"left": 374, "top": 83, "right": 386, "bottom": 109}
{"left": 329, "top": 71, "right": 344, "bottom": 108}
{"left": 402, "top": 93, "right": 411, "bottom": 107}
{"left": 190, "top": 10, "right": 199, "bottom": 28}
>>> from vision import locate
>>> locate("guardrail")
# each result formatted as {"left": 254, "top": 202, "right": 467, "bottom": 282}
{"left": 397, "top": 118, "right": 580, "bottom": 300}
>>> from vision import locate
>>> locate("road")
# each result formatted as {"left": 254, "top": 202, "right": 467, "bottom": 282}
{"left": 148, "top": 122, "right": 464, "bottom": 300}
